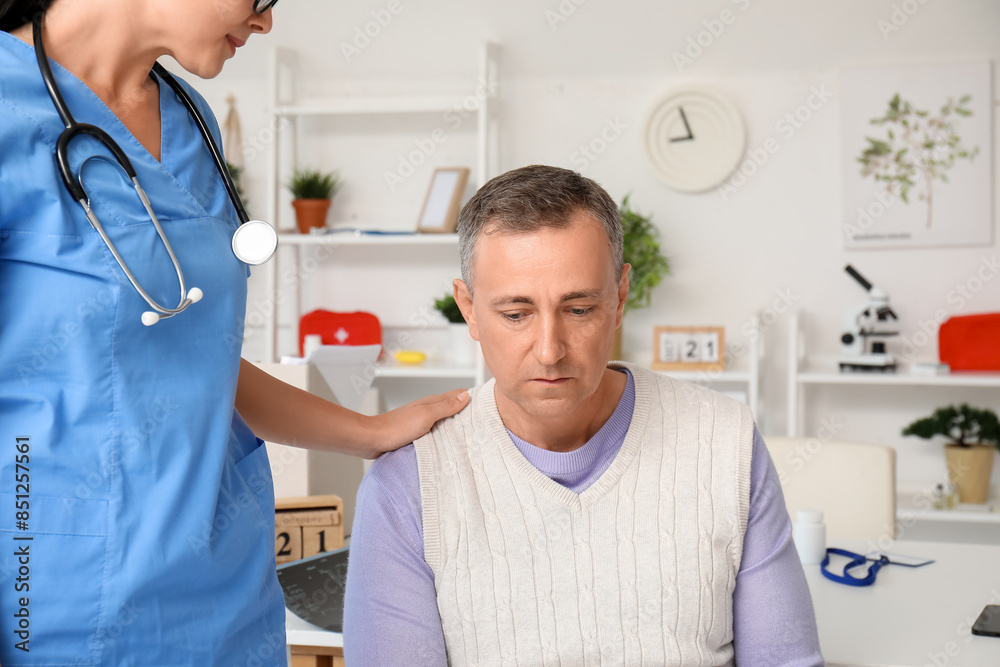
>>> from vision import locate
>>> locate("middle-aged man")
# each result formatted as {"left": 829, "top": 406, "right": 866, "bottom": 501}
{"left": 344, "top": 165, "right": 823, "bottom": 666}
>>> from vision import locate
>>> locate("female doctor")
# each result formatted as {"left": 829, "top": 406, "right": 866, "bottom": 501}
{"left": 0, "top": 0, "right": 468, "bottom": 664}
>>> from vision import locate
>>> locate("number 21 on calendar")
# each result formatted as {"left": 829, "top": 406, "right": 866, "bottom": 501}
{"left": 652, "top": 326, "right": 725, "bottom": 372}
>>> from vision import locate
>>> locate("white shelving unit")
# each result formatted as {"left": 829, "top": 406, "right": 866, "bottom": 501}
{"left": 655, "top": 323, "right": 762, "bottom": 425}
{"left": 786, "top": 310, "right": 1000, "bottom": 437}
{"left": 787, "top": 310, "right": 1000, "bottom": 541}
{"left": 276, "top": 232, "right": 459, "bottom": 247}
{"left": 896, "top": 483, "right": 1000, "bottom": 543}
{"left": 260, "top": 45, "right": 500, "bottom": 388}
{"left": 373, "top": 362, "right": 480, "bottom": 380}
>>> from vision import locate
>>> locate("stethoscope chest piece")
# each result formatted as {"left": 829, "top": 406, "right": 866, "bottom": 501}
{"left": 232, "top": 220, "right": 278, "bottom": 265}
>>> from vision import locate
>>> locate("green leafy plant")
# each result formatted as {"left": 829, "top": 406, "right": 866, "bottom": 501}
{"left": 226, "top": 162, "right": 248, "bottom": 212}
{"left": 434, "top": 293, "right": 466, "bottom": 324}
{"left": 286, "top": 167, "right": 340, "bottom": 200}
{"left": 857, "top": 93, "right": 979, "bottom": 229}
{"left": 902, "top": 404, "right": 1000, "bottom": 449}
{"left": 620, "top": 195, "right": 670, "bottom": 313}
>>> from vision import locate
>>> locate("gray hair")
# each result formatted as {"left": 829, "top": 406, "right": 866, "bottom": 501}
{"left": 457, "top": 165, "right": 623, "bottom": 293}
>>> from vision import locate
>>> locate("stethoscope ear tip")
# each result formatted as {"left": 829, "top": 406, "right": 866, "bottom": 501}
{"left": 140, "top": 288, "right": 202, "bottom": 325}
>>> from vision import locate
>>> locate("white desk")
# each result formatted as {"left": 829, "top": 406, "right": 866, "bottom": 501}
{"left": 808, "top": 540, "right": 1000, "bottom": 666}
{"left": 283, "top": 540, "right": 1000, "bottom": 666}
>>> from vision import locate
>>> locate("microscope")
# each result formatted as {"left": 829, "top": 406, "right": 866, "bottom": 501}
{"left": 839, "top": 265, "right": 899, "bottom": 372}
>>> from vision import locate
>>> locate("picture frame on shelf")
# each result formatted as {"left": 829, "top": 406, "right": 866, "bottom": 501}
{"left": 652, "top": 325, "right": 725, "bottom": 372}
{"left": 416, "top": 167, "right": 470, "bottom": 234}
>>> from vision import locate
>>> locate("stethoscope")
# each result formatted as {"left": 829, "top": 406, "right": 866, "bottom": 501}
{"left": 821, "top": 548, "right": 934, "bottom": 587}
{"left": 32, "top": 13, "right": 278, "bottom": 326}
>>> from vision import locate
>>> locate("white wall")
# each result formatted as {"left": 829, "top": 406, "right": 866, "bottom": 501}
{"left": 188, "top": 0, "right": 1000, "bottom": 490}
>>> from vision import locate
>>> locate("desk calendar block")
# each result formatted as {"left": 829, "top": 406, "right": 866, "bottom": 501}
{"left": 275, "top": 495, "right": 344, "bottom": 565}
{"left": 652, "top": 326, "right": 726, "bottom": 372}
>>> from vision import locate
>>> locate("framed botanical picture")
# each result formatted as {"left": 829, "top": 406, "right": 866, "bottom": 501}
{"left": 841, "top": 61, "right": 993, "bottom": 249}
{"left": 416, "top": 167, "right": 470, "bottom": 234}
{"left": 652, "top": 326, "right": 725, "bottom": 372}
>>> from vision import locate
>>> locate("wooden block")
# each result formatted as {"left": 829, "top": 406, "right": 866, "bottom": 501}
{"left": 291, "top": 655, "right": 333, "bottom": 667}
{"left": 274, "top": 495, "right": 343, "bottom": 564}
{"left": 275, "top": 494, "right": 343, "bottom": 512}
{"left": 275, "top": 509, "right": 341, "bottom": 528}
{"left": 291, "top": 645, "right": 343, "bottom": 657}
{"left": 302, "top": 524, "right": 343, "bottom": 558}
{"left": 291, "top": 645, "right": 344, "bottom": 665}
{"left": 652, "top": 326, "right": 726, "bottom": 372}
{"left": 275, "top": 526, "right": 302, "bottom": 564}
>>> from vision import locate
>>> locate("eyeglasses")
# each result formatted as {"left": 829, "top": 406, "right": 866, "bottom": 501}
{"left": 254, "top": 0, "right": 278, "bottom": 13}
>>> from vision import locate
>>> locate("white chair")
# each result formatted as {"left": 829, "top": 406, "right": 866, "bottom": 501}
{"left": 763, "top": 436, "right": 897, "bottom": 542}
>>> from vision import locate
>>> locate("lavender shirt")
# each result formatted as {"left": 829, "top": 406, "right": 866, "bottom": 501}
{"left": 344, "top": 371, "right": 823, "bottom": 665}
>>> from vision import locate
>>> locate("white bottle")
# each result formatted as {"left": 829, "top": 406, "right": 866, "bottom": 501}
{"left": 303, "top": 334, "right": 324, "bottom": 358}
{"left": 793, "top": 509, "right": 827, "bottom": 566}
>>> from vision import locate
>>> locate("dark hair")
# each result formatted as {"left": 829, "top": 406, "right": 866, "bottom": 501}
{"left": 457, "top": 164, "right": 623, "bottom": 292}
{"left": 0, "top": 0, "right": 52, "bottom": 32}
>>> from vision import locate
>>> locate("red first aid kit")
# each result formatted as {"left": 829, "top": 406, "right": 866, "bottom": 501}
{"left": 939, "top": 313, "right": 1000, "bottom": 371}
{"left": 298, "top": 310, "right": 382, "bottom": 357}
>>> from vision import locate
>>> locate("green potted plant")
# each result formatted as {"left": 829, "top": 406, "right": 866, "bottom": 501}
{"left": 902, "top": 404, "right": 1000, "bottom": 503}
{"left": 434, "top": 292, "right": 476, "bottom": 366}
{"left": 287, "top": 167, "right": 340, "bottom": 234}
{"left": 616, "top": 195, "right": 671, "bottom": 360}
{"left": 226, "top": 161, "right": 249, "bottom": 213}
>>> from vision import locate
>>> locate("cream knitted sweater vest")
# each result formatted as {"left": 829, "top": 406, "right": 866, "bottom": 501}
{"left": 414, "top": 363, "right": 754, "bottom": 667}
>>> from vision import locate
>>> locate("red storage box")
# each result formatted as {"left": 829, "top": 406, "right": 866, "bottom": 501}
{"left": 939, "top": 313, "right": 1000, "bottom": 371}
{"left": 298, "top": 310, "right": 382, "bottom": 357}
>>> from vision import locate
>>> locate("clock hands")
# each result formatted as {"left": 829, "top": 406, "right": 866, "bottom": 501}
{"left": 670, "top": 106, "right": 694, "bottom": 142}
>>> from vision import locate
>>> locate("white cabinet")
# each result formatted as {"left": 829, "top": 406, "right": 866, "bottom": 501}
{"left": 786, "top": 310, "right": 1000, "bottom": 437}
{"left": 656, "top": 321, "right": 763, "bottom": 427}
{"left": 786, "top": 310, "right": 1000, "bottom": 542}
{"left": 260, "top": 44, "right": 500, "bottom": 388}
{"left": 252, "top": 362, "right": 370, "bottom": 535}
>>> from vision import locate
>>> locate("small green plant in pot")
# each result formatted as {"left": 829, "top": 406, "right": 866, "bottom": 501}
{"left": 433, "top": 293, "right": 466, "bottom": 324}
{"left": 902, "top": 404, "right": 1000, "bottom": 504}
{"left": 615, "top": 195, "right": 671, "bottom": 360}
{"left": 287, "top": 168, "right": 340, "bottom": 234}
{"left": 434, "top": 292, "right": 476, "bottom": 366}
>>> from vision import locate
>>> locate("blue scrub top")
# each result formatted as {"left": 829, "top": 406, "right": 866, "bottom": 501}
{"left": 0, "top": 32, "right": 285, "bottom": 665}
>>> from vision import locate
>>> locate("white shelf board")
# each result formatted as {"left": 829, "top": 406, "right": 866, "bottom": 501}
{"left": 897, "top": 486, "right": 1000, "bottom": 525}
{"left": 658, "top": 370, "right": 751, "bottom": 383}
{"left": 277, "top": 232, "right": 458, "bottom": 247}
{"left": 374, "top": 363, "right": 477, "bottom": 379}
{"left": 274, "top": 95, "right": 474, "bottom": 117}
{"left": 897, "top": 507, "right": 1000, "bottom": 525}
{"left": 797, "top": 369, "right": 1000, "bottom": 388}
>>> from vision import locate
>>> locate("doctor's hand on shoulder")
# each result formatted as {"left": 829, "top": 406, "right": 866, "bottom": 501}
{"left": 367, "top": 387, "right": 472, "bottom": 456}
{"left": 236, "top": 359, "right": 470, "bottom": 459}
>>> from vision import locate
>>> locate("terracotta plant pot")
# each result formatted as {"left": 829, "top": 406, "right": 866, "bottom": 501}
{"left": 292, "top": 199, "right": 331, "bottom": 234}
{"left": 944, "top": 444, "right": 995, "bottom": 504}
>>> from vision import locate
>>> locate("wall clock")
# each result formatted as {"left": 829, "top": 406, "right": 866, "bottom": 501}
{"left": 641, "top": 87, "right": 745, "bottom": 193}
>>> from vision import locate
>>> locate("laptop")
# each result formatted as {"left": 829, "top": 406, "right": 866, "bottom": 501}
{"left": 277, "top": 546, "right": 350, "bottom": 633}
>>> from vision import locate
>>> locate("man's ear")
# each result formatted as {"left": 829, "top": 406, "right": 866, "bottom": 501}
{"left": 615, "top": 264, "right": 631, "bottom": 328}
{"left": 454, "top": 279, "right": 480, "bottom": 341}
